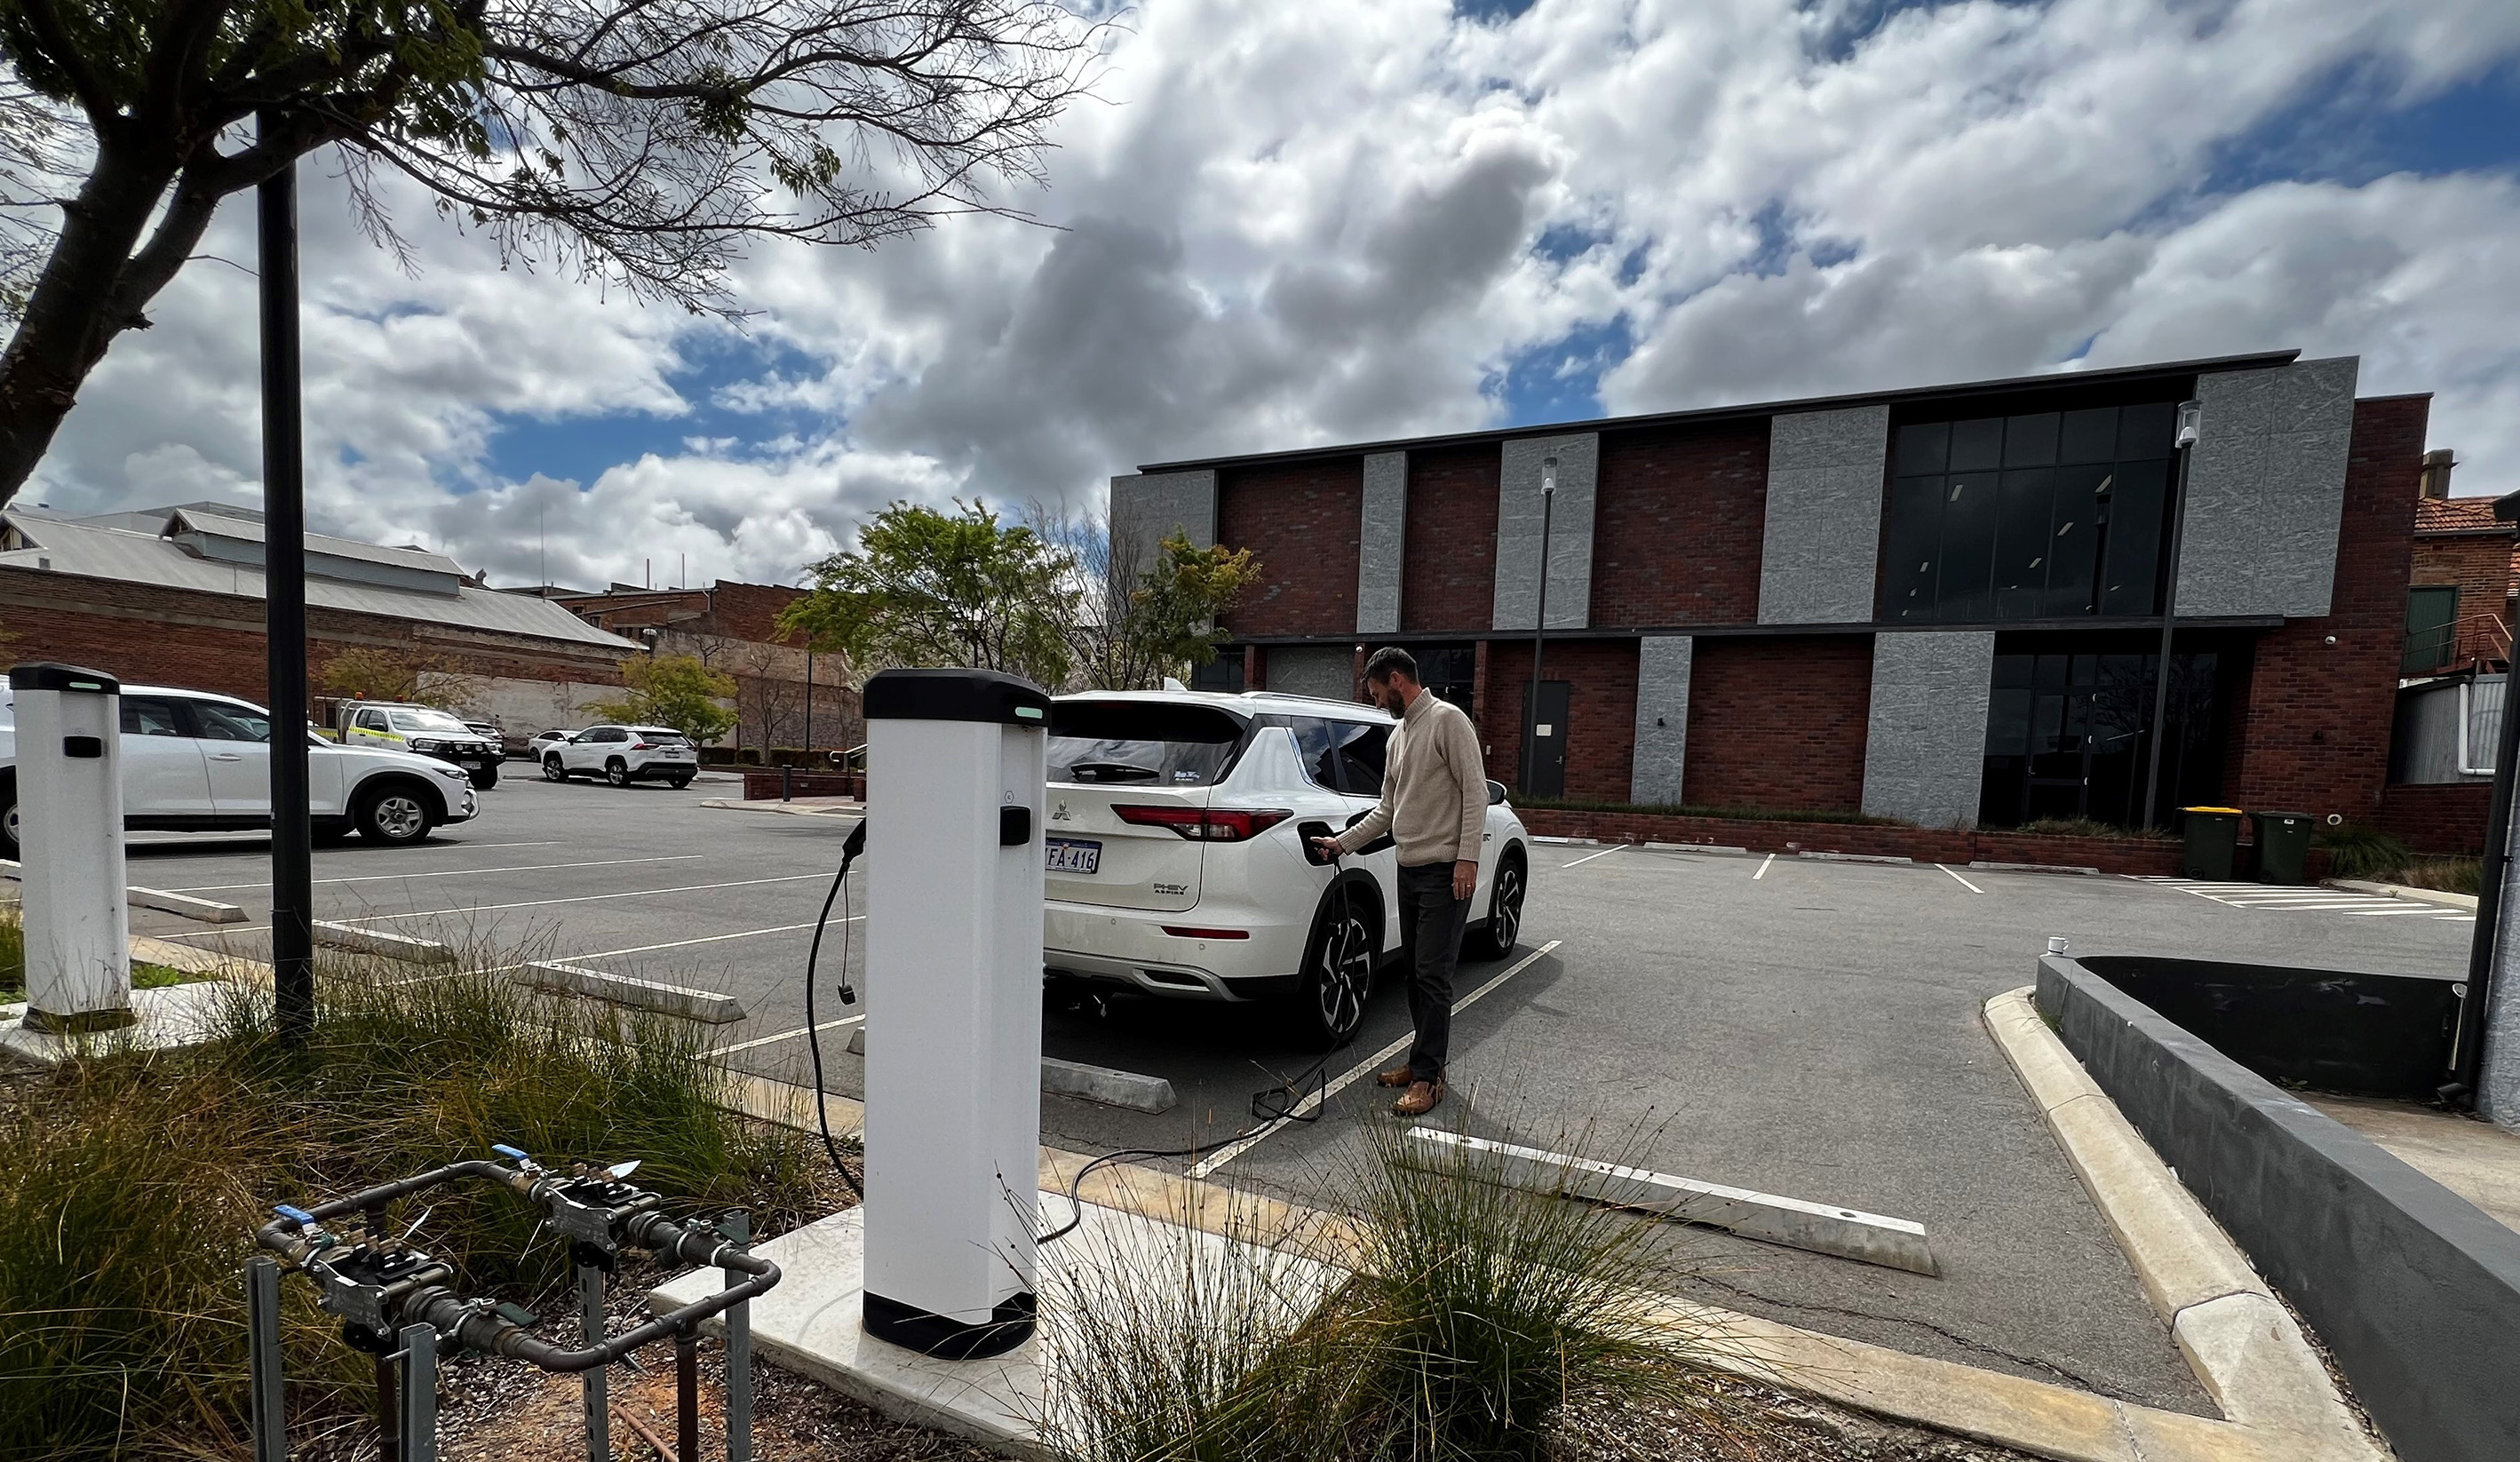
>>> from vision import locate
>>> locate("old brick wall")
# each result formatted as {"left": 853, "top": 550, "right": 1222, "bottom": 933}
{"left": 2408, "top": 532, "right": 2516, "bottom": 665}
{"left": 0, "top": 568, "right": 627, "bottom": 713}
{"left": 1218, "top": 457, "right": 1362, "bottom": 638}
{"left": 1476, "top": 639, "right": 1639, "bottom": 800}
{"left": 706, "top": 583, "right": 807, "bottom": 644}
{"left": 2223, "top": 396, "right": 2427, "bottom": 822}
{"left": 1402, "top": 445, "right": 1499, "bottom": 633}
{"left": 1588, "top": 420, "right": 1769, "bottom": 627}
{"left": 1682, "top": 634, "right": 1874, "bottom": 812}
{"left": 2373, "top": 783, "right": 2492, "bottom": 855}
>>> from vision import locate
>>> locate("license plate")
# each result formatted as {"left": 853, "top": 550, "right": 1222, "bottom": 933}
{"left": 1045, "top": 838, "right": 1101, "bottom": 875}
{"left": 459, "top": 759, "right": 483, "bottom": 769}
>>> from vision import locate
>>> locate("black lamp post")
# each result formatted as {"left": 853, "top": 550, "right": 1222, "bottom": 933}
{"left": 258, "top": 115, "right": 314, "bottom": 1041}
{"left": 1522, "top": 454, "right": 1558, "bottom": 795}
{"left": 2139, "top": 400, "right": 2204, "bottom": 830}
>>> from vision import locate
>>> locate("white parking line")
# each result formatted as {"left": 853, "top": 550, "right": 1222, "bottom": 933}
{"left": 1561, "top": 846, "right": 1623, "bottom": 870}
{"left": 171, "top": 854, "right": 707, "bottom": 894}
{"left": 1187, "top": 938, "right": 1563, "bottom": 1180}
{"left": 1936, "top": 864, "right": 1984, "bottom": 894}
{"left": 1753, "top": 854, "right": 1775, "bottom": 880}
{"left": 326, "top": 872, "right": 833, "bottom": 924}
{"left": 561, "top": 917, "right": 855, "bottom": 962}
{"left": 712, "top": 1014, "right": 865, "bottom": 1055}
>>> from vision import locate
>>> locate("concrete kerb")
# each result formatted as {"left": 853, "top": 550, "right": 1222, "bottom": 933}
{"left": 0, "top": 861, "right": 247, "bottom": 922}
{"left": 2325, "top": 878, "right": 2477, "bottom": 912}
{"left": 1982, "top": 986, "right": 2380, "bottom": 1458}
{"left": 313, "top": 920, "right": 458, "bottom": 965}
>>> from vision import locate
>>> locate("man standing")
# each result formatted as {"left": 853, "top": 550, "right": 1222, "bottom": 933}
{"left": 1309, "top": 647, "right": 1488, "bottom": 1116}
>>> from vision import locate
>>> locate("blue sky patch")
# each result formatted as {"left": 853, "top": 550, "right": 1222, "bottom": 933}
{"left": 476, "top": 333, "right": 826, "bottom": 489}
{"left": 1488, "top": 315, "right": 1635, "bottom": 426}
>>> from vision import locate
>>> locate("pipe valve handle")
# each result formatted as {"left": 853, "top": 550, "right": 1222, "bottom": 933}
{"left": 274, "top": 1204, "right": 315, "bottom": 1226}
{"left": 490, "top": 1144, "right": 530, "bottom": 1163}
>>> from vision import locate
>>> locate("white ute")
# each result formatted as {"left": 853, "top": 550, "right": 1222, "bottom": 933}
{"left": 0, "top": 676, "right": 480, "bottom": 858}
{"left": 1040, "top": 689, "right": 1530, "bottom": 1046}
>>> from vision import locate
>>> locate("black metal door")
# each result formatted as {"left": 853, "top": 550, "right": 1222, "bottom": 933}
{"left": 1522, "top": 680, "right": 1570, "bottom": 799}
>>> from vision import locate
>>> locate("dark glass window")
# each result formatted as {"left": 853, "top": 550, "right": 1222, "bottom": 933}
{"left": 1331, "top": 722, "right": 1390, "bottom": 797}
{"left": 1191, "top": 652, "right": 1245, "bottom": 693}
{"left": 1979, "top": 646, "right": 2224, "bottom": 829}
{"left": 1880, "top": 403, "right": 2180, "bottom": 623}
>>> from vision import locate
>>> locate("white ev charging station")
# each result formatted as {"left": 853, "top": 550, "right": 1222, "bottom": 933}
{"left": 857, "top": 667, "right": 1052, "bottom": 1359}
{"left": 10, "top": 662, "right": 134, "bottom": 1031}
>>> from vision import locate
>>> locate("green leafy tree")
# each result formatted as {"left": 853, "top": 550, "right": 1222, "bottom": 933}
{"left": 316, "top": 645, "right": 483, "bottom": 710}
{"left": 0, "top": 1, "right": 1099, "bottom": 503}
{"left": 782, "top": 499, "right": 1072, "bottom": 687}
{"left": 584, "top": 653, "right": 736, "bottom": 743}
{"left": 1078, "top": 533, "right": 1260, "bottom": 690}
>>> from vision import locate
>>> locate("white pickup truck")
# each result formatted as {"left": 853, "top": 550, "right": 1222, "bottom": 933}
{"left": 0, "top": 676, "right": 480, "bottom": 859}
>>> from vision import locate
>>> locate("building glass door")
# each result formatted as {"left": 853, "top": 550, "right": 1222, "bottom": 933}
{"left": 1981, "top": 648, "right": 2223, "bottom": 828}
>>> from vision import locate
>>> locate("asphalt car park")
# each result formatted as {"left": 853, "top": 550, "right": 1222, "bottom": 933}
{"left": 126, "top": 779, "right": 2473, "bottom": 1416}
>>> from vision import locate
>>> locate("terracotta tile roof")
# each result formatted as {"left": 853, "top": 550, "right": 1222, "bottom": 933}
{"left": 2415, "top": 496, "right": 2511, "bottom": 533}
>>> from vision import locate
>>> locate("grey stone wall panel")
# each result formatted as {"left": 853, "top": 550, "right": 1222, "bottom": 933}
{"left": 1491, "top": 434, "right": 1600, "bottom": 632}
{"left": 1356, "top": 451, "right": 1407, "bottom": 634}
{"left": 1629, "top": 636, "right": 1693, "bottom": 805}
{"left": 1261, "top": 645, "right": 1355, "bottom": 702}
{"left": 1757, "top": 404, "right": 1890, "bottom": 625}
{"left": 1109, "top": 470, "right": 1219, "bottom": 580}
{"left": 1860, "top": 630, "right": 1994, "bottom": 828}
{"left": 2174, "top": 358, "right": 2358, "bottom": 619}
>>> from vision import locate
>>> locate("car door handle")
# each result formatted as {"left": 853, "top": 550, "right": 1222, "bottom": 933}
{"left": 210, "top": 752, "right": 245, "bottom": 761}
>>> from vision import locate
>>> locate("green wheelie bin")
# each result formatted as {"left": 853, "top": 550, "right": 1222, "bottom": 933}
{"left": 2180, "top": 806, "right": 2243, "bottom": 880}
{"left": 2250, "top": 810, "right": 2316, "bottom": 886}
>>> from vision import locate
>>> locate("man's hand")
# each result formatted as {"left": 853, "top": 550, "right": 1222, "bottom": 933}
{"left": 1310, "top": 837, "right": 1345, "bottom": 862}
{"left": 1453, "top": 860, "right": 1477, "bottom": 901}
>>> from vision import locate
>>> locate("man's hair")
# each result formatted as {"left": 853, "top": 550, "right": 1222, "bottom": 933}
{"left": 1363, "top": 647, "right": 1418, "bottom": 684}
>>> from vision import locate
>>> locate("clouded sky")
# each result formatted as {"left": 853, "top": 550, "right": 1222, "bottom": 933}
{"left": 25, "top": 0, "right": 2520, "bottom": 592}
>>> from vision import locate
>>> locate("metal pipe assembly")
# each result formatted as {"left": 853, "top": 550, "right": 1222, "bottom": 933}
{"left": 246, "top": 1143, "right": 779, "bottom": 1461}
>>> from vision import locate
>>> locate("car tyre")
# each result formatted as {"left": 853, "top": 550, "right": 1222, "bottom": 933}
{"left": 1292, "top": 884, "right": 1376, "bottom": 1049}
{"left": 1466, "top": 850, "right": 1525, "bottom": 961}
{"left": 0, "top": 772, "right": 17, "bottom": 861}
{"left": 667, "top": 773, "right": 694, "bottom": 790}
{"left": 543, "top": 755, "right": 568, "bottom": 783}
{"left": 470, "top": 766, "right": 499, "bottom": 791}
{"left": 354, "top": 783, "right": 434, "bottom": 846}
{"left": 605, "top": 758, "right": 631, "bottom": 788}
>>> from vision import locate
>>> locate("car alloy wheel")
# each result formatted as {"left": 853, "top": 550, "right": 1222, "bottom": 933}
{"left": 1306, "top": 900, "right": 1373, "bottom": 1046}
{"left": 1, "top": 798, "right": 17, "bottom": 860}
{"left": 1489, "top": 859, "right": 1523, "bottom": 950}
{"left": 544, "top": 755, "right": 568, "bottom": 783}
{"left": 605, "top": 759, "right": 630, "bottom": 787}
{"left": 369, "top": 793, "right": 428, "bottom": 843}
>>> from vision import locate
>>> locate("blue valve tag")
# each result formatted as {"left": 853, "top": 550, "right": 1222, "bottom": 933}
{"left": 491, "top": 1144, "right": 529, "bottom": 1162}
{"left": 274, "top": 1204, "right": 315, "bottom": 1225}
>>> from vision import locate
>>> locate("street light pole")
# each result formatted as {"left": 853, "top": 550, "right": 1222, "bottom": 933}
{"left": 1523, "top": 456, "right": 1558, "bottom": 795}
{"left": 804, "top": 649, "right": 814, "bottom": 763}
{"left": 258, "top": 115, "right": 314, "bottom": 1042}
{"left": 2140, "top": 401, "right": 2203, "bottom": 831}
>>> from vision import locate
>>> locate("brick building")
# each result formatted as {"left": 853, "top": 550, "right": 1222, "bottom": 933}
{"left": 2405, "top": 452, "right": 2516, "bottom": 675}
{"left": 1112, "top": 351, "right": 2439, "bottom": 835}
{"left": 0, "top": 502, "right": 639, "bottom": 727}
{"left": 551, "top": 583, "right": 861, "bottom": 757}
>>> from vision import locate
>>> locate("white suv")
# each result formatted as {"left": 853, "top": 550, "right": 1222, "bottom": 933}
{"left": 542, "top": 724, "right": 699, "bottom": 788}
{"left": 1041, "top": 689, "right": 1529, "bottom": 1045}
{"left": 0, "top": 677, "right": 480, "bottom": 857}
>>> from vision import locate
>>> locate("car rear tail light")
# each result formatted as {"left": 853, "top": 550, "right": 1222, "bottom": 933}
{"left": 1112, "top": 806, "right": 1292, "bottom": 841}
{"left": 1160, "top": 926, "right": 1251, "bottom": 940}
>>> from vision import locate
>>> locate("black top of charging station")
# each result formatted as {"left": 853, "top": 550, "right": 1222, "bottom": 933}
{"left": 863, "top": 667, "right": 1051, "bottom": 727}
{"left": 7, "top": 662, "right": 120, "bottom": 695}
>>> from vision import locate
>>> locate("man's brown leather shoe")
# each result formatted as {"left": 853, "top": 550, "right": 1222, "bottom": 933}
{"left": 1394, "top": 1079, "right": 1444, "bottom": 1116}
{"left": 1376, "top": 1062, "right": 1415, "bottom": 1088}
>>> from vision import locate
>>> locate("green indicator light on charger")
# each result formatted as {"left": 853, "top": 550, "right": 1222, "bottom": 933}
{"left": 1014, "top": 705, "right": 1043, "bottom": 719}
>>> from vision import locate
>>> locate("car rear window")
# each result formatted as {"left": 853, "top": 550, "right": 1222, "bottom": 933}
{"left": 1048, "top": 701, "right": 1245, "bottom": 786}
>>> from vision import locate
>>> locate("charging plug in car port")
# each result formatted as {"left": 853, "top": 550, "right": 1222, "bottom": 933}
{"left": 1298, "top": 820, "right": 1337, "bottom": 866}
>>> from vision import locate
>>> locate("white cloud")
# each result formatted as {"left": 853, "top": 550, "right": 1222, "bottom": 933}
{"left": 22, "top": 0, "right": 2520, "bottom": 592}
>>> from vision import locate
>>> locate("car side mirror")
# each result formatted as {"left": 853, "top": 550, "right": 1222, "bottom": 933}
{"left": 1487, "top": 779, "right": 1507, "bottom": 806}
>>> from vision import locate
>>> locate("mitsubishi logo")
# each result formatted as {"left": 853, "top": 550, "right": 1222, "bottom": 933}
{"left": 1052, "top": 802, "right": 1073, "bottom": 822}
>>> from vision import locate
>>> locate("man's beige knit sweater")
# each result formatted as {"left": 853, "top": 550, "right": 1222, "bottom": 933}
{"left": 1333, "top": 690, "right": 1487, "bottom": 867}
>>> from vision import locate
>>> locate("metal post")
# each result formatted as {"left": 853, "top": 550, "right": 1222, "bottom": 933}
{"left": 1522, "top": 456, "right": 1558, "bottom": 795}
{"left": 780, "top": 762, "right": 793, "bottom": 803}
{"left": 258, "top": 114, "right": 314, "bottom": 1041}
{"left": 376, "top": 1354, "right": 401, "bottom": 1462}
{"left": 724, "top": 1214, "right": 754, "bottom": 1462}
{"left": 676, "top": 1329, "right": 701, "bottom": 1462}
{"left": 804, "top": 649, "right": 815, "bottom": 769}
{"left": 2452, "top": 664, "right": 2520, "bottom": 1100}
{"left": 578, "top": 1262, "right": 609, "bottom": 1462}
{"left": 247, "top": 1257, "right": 286, "bottom": 1462}
{"left": 2140, "top": 402, "right": 2202, "bottom": 831}
{"left": 398, "top": 1324, "right": 436, "bottom": 1462}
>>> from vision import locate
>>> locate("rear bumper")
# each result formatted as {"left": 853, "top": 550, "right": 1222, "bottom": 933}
{"left": 1045, "top": 898, "right": 1310, "bottom": 1003}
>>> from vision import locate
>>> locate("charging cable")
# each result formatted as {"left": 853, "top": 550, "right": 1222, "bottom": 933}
{"left": 803, "top": 819, "right": 866, "bottom": 1198}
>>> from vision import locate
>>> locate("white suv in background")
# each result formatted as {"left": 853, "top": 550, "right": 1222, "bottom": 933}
{"left": 0, "top": 676, "right": 480, "bottom": 857}
{"left": 1041, "top": 689, "right": 1529, "bottom": 1046}
{"left": 542, "top": 725, "right": 699, "bottom": 788}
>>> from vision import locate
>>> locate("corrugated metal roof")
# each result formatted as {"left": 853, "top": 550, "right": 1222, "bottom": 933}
{"left": 0, "top": 512, "right": 640, "bottom": 652}
{"left": 171, "top": 505, "right": 469, "bottom": 577}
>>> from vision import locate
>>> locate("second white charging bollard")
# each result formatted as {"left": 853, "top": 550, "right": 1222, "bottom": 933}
{"left": 858, "top": 668, "right": 1051, "bottom": 1358}
{"left": 9, "top": 662, "right": 133, "bottom": 1031}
